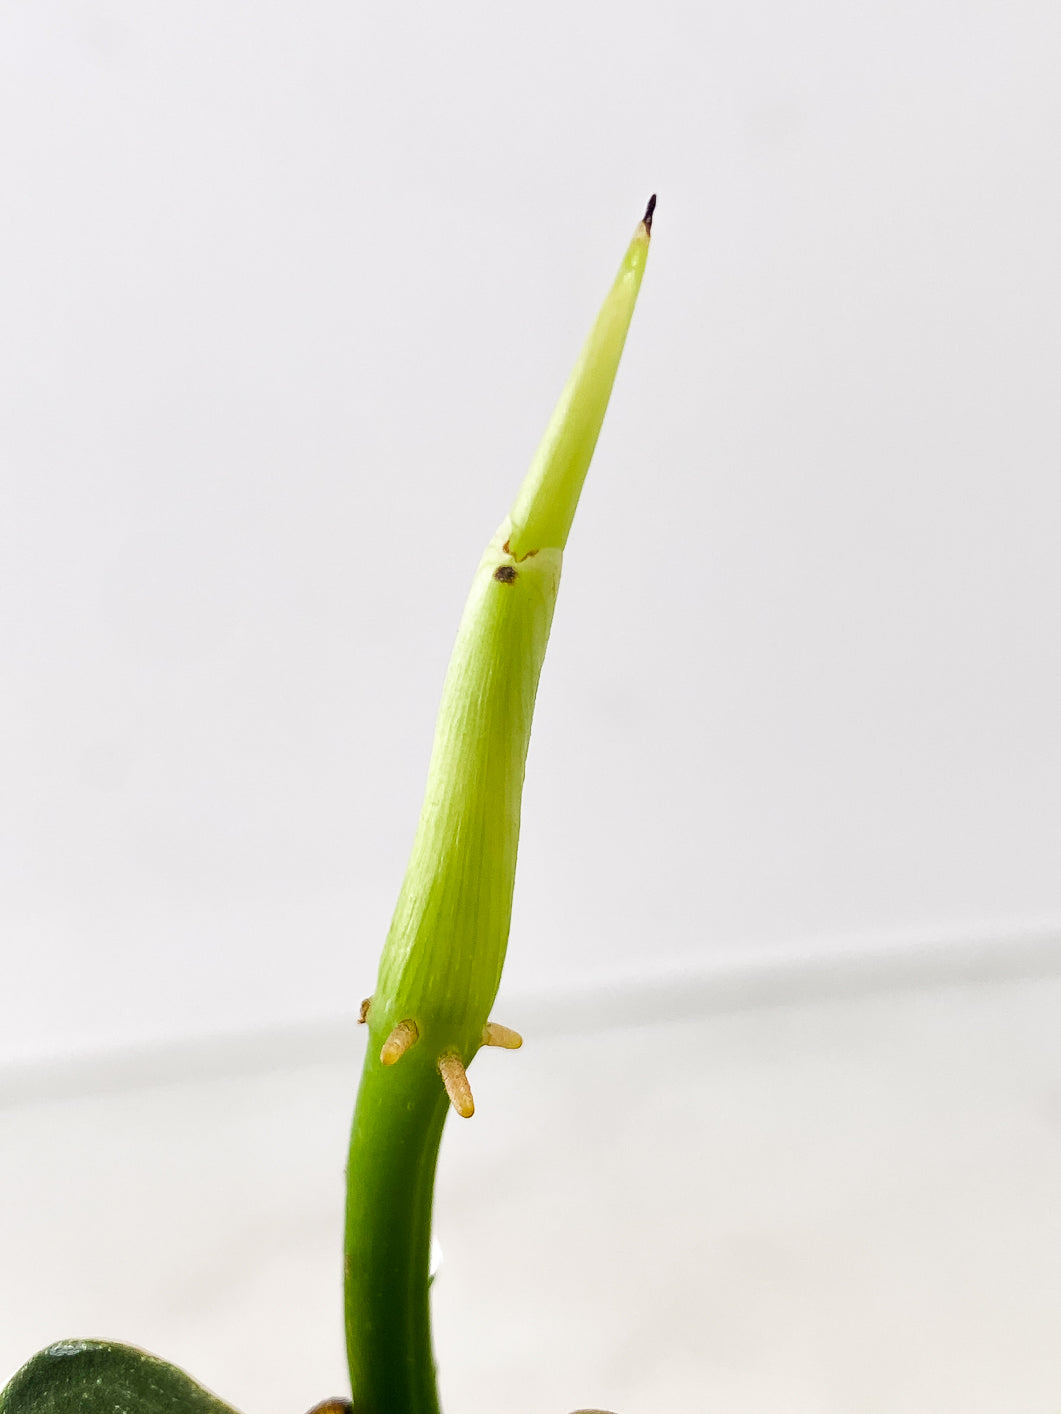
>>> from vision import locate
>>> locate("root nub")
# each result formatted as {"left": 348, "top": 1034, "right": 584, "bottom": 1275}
{"left": 380, "top": 1018, "right": 420, "bottom": 1065}
{"left": 482, "top": 1021, "right": 523, "bottom": 1049}
{"left": 438, "top": 1050, "right": 475, "bottom": 1117}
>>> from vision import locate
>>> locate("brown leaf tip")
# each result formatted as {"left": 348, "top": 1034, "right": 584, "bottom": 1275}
{"left": 642, "top": 193, "right": 657, "bottom": 234}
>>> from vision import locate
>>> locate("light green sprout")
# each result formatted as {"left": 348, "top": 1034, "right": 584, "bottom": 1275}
{"left": 344, "top": 197, "right": 654, "bottom": 1414}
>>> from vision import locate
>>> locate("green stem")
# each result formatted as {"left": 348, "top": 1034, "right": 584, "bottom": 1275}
{"left": 344, "top": 1043, "right": 448, "bottom": 1414}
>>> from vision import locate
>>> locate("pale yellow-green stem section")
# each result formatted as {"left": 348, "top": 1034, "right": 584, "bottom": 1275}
{"left": 373, "top": 526, "right": 561, "bottom": 1062}
{"left": 368, "top": 206, "right": 653, "bottom": 1072}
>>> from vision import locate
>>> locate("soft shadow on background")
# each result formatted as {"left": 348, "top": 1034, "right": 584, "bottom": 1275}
{"left": 2, "top": 2, "right": 1060, "bottom": 1411}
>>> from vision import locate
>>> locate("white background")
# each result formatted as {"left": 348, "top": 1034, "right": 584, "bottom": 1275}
{"left": 3, "top": 9, "right": 1061, "bottom": 1412}
{"left": 3, "top": 0, "right": 1060, "bottom": 1067}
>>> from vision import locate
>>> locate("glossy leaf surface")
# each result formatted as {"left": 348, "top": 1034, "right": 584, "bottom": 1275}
{"left": 0, "top": 1340, "right": 242, "bottom": 1414}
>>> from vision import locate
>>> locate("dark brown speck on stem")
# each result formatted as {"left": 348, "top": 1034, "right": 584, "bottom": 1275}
{"left": 642, "top": 193, "right": 657, "bottom": 234}
{"left": 494, "top": 565, "right": 518, "bottom": 584}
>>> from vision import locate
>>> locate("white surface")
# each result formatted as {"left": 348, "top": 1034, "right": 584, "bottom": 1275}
{"left": 3, "top": 2, "right": 1061, "bottom": 1064}
{"left": 1, "top": 956, "right": 1060, "bottom": 1413}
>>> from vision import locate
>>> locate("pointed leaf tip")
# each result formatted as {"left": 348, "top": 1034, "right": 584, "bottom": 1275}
{"left": 642, "top": 193, "right": 657, "bottom": 233}
{"left": 504, "top": 208, "right": 653, "bottom": 558}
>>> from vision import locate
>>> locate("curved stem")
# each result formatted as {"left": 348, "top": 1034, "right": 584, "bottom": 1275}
{"left": 344, "top": 1042, "right": 449, "bottom": 1414}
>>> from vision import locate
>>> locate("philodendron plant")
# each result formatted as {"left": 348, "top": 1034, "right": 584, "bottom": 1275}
{"left": 0, "top": 197, "right": 655, "bottom": 1414}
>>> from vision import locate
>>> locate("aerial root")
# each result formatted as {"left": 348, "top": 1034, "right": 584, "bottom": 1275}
{"left": 482, "top": 1021, "right": 523, "bottom": 1049}
{"left": 380, "top": 1018, "right": 420, "bottom": 1065}
{"left": 438, "top": 1050, "right": 475, "bottom": 1118}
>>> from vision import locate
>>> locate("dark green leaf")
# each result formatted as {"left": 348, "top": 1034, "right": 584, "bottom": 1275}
{"left": 0, "top": 1340, "right": 242, "bottom": 1414}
